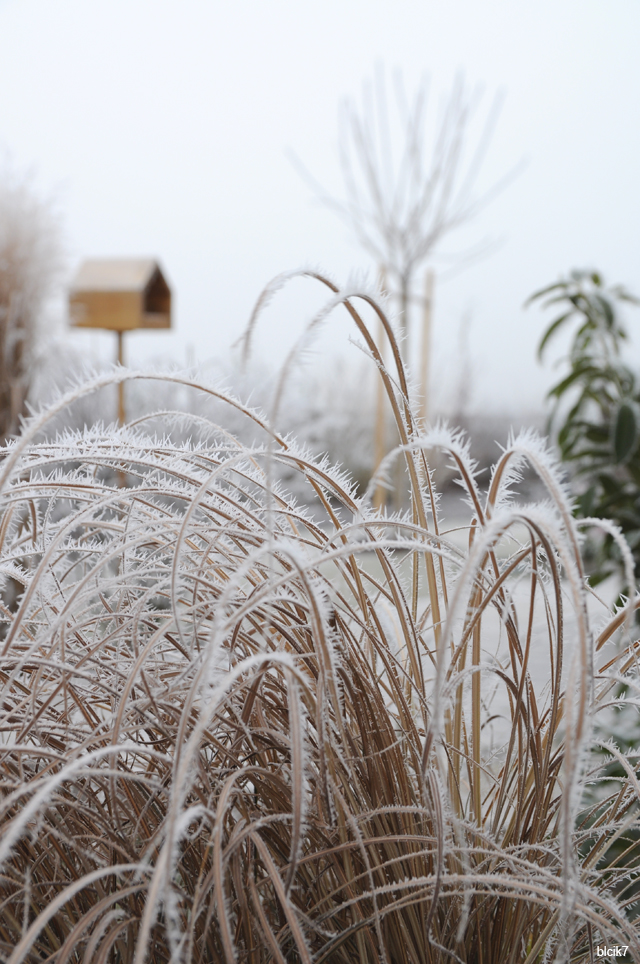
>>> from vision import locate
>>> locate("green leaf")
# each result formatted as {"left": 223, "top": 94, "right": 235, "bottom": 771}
{"left": 547, "top": 363, "right": 602, "bottom": 400}
{"left": 537, "top": 311, "right": 573, "bottom": 360}
{"left": 613, "top": 403, "right": 637, "bottom": 463}
{"left": 524, "top": 281, "right": 569, "bottom": 307}
{"left": 593, "top": 293, "right": 614, "bottom": 330}
{"left": 599, "top": 473, "right": 625, "bottom": 497}
{"left": 576, "top": 485, "right": 597, "bottom": 517}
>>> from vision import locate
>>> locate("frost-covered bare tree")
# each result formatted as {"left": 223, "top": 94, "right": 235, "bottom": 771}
{"left": 295, "top": 69, "right": 510, "bottom": 352}
{"left": 0, "top": 171, "right": 62, "bottom": 441}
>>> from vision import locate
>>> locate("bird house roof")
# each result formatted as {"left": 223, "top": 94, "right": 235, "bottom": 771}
{"left": 70, "top": 258, "right": 163, "bottom": 293}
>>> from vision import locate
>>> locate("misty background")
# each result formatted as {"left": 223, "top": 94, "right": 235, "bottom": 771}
{"left": 1, "top": 0, "right": 639, "bottom": 481}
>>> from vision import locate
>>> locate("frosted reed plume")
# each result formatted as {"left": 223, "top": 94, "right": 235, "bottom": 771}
{"left": 0, "top": 272, "right": 638, "bottom": 962}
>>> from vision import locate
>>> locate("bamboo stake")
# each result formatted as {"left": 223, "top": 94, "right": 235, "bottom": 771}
{"left": 420, "top": 269, "right": 434, "bottom": 430}
{"left": 373, "top": 267, "right": 388, "bottom": 510}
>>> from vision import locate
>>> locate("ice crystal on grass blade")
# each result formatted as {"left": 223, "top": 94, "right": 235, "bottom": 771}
{"left": 0, "top": 272, "right": 638, "bottom": 963}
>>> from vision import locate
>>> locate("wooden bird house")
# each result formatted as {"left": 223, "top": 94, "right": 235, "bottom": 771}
{"left": 69, "top": 258, "right": 171, "bottom": 331}
{"left": 68, "top": 258, "right": 172, "bottom": 430}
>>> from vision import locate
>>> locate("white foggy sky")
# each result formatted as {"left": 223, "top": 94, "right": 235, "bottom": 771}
{"left": 0, "top": 0, "right": 639, "bottom": 415}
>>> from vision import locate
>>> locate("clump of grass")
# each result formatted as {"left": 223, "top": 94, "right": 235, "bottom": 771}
{"left": 0, "top": 273, "right": 638, "bottom": 963}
